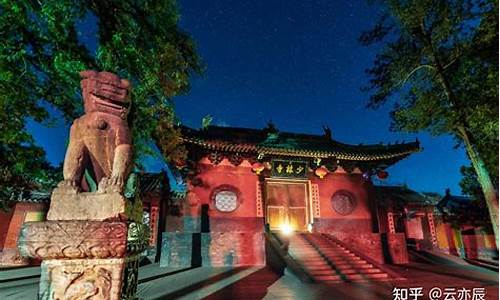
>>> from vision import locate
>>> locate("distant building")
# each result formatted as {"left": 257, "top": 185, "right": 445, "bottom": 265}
{"left": 0, "top": 190, "right": 50, "bottom": 267}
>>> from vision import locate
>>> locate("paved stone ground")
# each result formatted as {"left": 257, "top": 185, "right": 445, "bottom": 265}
{"left": 0, "top": 261, "right": 497, "bottom": 299}
{"left": 262, "top": 262, "right": 498, "bottom": 300}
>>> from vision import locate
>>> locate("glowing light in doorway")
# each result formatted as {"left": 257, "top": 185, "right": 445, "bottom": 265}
{"left": 280, "top": 223, "right": 294, "bottom": 235}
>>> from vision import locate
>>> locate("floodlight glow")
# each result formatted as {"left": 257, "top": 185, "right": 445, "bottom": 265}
{"left": 280, "top": 223, "right": 294, "bottom": 235}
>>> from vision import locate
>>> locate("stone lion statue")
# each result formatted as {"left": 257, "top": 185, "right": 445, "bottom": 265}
{"left": 58, "top": 71, "right": 133, "bottom": 193}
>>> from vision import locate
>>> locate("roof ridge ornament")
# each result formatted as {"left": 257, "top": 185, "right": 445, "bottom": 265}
{"left": 264, "top": 121, "right": 279, "bottom": 140}
{"left": 264, "top": 121, "right": 278, "bottom": 133}
{"left": 322, "top": 125, "right": 332, "bottom": 140}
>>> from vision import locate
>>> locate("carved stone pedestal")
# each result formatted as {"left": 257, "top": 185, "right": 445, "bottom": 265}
{"left": 18, "top": 192, "right": 146, "bottom": 299}
{"left": 39, "top": 258, "right": 126, "bottom": 300}
{"left": 18, "top": 219, "right": 133, "bottom": 300}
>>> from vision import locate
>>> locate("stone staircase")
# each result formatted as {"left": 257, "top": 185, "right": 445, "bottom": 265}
{"left": 287, "top": 233, "right": 392, "bottom": 283}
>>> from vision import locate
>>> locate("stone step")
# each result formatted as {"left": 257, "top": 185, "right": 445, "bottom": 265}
{"left": 309, "top": 269, "right": 337, "bottom": 276}
{"left": 295, "top": 258, "right": 325, "bottom": 262}
{"left": 333, "top": 263, "right": 373, "bottom": 269}
{"left": 293, "top": 254, "right": 324, "bottom": 257}
{"left": 298, "top": 257, "right": 327, "bottom": 262}
{"left": 317, "top": 248, "right": 349, "bottom": 252}
{"left": 306, "top": 267, "right": 337, "bottom": 274}
{"left": 302, "top": 262, "right": 329, "bottom": 267}
{"left": 326, "top": 256, "right": 362, "bottom": 262}
{"left": 292, "top": 253, "right": 325, "bottom": 258}
{"left": 365, "top": 273, "right": 390, "bottom": 279}
{"left": 336, "top": 268, "right": 382, "bottom": 275}
{"left": 345, "top": 273, "right": 389, "bottom": 280}
{"left": 321, "top": 252, "right": 355, "bottom": 256}
{"left": 300, "top": 259, "right": 328, "bottom": 263}
{"left": 313, "top": 274, "right": 342, "bottom": 281}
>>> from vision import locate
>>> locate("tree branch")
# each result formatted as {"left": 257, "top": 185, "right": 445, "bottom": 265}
{"left": 394, "top": 64, "right": 436, "bottom": 88}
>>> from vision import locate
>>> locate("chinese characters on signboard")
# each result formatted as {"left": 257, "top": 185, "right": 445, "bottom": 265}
{"left": 271, "top": 160, "right": 308, "bottom": 178}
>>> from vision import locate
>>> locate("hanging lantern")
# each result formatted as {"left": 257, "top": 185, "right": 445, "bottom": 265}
{"left": 377, "top": 170, "right": 389, "bottom": 179}
{"left": 315, "top": 166, "right": 328, "bottom": 179}
{"left": 252, "top": 162, "right": 265, "bottom": 175}
{"left": 173, "top": 158, "right": 186, "bottom": 169}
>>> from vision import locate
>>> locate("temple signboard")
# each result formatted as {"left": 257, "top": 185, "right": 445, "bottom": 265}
{"left": 271, "top": 159, "right": 308, "bottom": 178}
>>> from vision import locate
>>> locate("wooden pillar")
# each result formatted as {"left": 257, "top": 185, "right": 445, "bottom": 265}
{"left": 387, "top": 212, "right": 396, "bottom": 234}
{"left": 427, "top": 212, "right": 438, "bottom": 246}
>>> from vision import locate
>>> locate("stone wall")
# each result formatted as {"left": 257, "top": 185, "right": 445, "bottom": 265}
{"left": 160, "top": 232, "right": 265, "bottom": 267}
{"left": 201, "top": 232, "right": 265, "bottom": 266}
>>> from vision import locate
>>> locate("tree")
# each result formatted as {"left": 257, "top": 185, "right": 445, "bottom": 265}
{"left": 0, "top": 1, "right": 202, "bottom": 201}
{"left": 360, "top": 0, "right": 499, "bottom": 246}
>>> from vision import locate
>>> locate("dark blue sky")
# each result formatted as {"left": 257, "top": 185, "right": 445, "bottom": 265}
{"left": 28, "top": 0, "right": 468, "bottom": 195}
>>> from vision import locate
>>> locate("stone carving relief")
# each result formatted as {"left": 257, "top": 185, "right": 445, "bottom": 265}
{"left": 18, "top": 221, "right": 127, "bottom": 260}
{"left": 40, "top": 259, "right": 125, "bottom": 300}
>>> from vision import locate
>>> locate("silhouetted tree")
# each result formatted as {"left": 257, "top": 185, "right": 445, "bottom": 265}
{"left": 360, "top": 0, "right": 498, "bottom": 244}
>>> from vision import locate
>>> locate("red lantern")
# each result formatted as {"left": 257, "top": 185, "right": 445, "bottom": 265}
{"left": 173, "top": 158, "right": 186, "bottom": 168}
{"left": 315, "top": 166, "right": 328, "bottom": 179}
{"left": 252, "top": 162, "right": 265, "bottom": 175}
{"left": 377, "top": 170, "right": 389, "bottom": 179}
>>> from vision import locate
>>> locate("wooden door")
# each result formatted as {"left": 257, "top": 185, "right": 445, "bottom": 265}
{"left": 266, "top": 181, "right": 309, "bottom": 231}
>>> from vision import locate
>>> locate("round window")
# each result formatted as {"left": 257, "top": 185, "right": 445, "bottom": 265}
{"left": 213, "top": 189, "right": 239, "bottom": 212}
{"left": 331, "top": 191, "right": 356, "bottom": 215}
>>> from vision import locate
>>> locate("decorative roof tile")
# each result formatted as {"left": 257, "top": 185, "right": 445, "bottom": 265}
{"left": 180, "top": 125, "right": 420, "bottom": 163}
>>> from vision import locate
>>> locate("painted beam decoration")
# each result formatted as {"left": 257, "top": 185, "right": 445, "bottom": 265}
{"left": 271, "top": 159, "right": 308, "bottom": 178}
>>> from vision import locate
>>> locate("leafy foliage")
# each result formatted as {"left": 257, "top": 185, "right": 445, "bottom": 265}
{"left": 0, "top": 1, "right": 202, "bottom": 199}
{"left": 360, "top": 0, "right": 498, "bottom": 196}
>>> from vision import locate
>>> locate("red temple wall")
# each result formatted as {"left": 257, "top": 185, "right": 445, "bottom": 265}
{"left": 187, "top": 158, "right": 265, "bottom": 266}
{"left": 0, "top": 202, "right": 47, "bottom": 267}
{"left": 193, "top": 159, "right": 260, "bottom": 221}
{"left": 0, "top": 209, "right": 14, "bottom": 250}
{"left": 312, "top": 171, "right": 374, "bottom": 234}
{"left": 4, "top": 202, "right": 47, "bottom": 249}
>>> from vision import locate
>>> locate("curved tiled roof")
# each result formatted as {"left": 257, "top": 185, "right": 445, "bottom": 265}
{"left": 180, "top": 125, "right": 420, "bottom": 163}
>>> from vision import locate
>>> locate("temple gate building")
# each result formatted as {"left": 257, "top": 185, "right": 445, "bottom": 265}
{"left": 160, "top": 124, "right": 422, "bottom": 268}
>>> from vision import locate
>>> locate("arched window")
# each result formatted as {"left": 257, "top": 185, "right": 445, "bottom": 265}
{"left": 211, "top": 185, "right": 240, "bottom": 213}
{"left": 331, "top": 190, "right": 356, "bottom": 215}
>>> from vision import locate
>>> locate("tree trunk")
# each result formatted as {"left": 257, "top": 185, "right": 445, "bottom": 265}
{"left": 458, "top": 126, "right": 499, "bottom": 249}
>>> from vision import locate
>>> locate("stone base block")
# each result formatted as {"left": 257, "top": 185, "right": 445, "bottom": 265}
{"left": 160, "top": 232, "right": 266, "bottom": 267}
{"left": 47, "top": 188, "right": 127, "bottom": 221}
{"left": 39, "top": 258, "right": 125, "bottom": 300}
{"left": 202, "top": 232, "right": 265, "bottom": 266}
{"left": 160, "top": 232, "right": 194, "bottom": 268}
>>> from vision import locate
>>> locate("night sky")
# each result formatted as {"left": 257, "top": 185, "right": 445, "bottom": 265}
{"left": 27, "top": 0, "right": 469, "bottom": 195}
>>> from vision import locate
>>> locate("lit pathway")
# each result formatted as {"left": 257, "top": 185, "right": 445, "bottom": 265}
{"left": 0, "top": 261, "right": 497, "bottom": 299}
{"left": 262, "top": 262, "right": 498, "bottom": 300}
